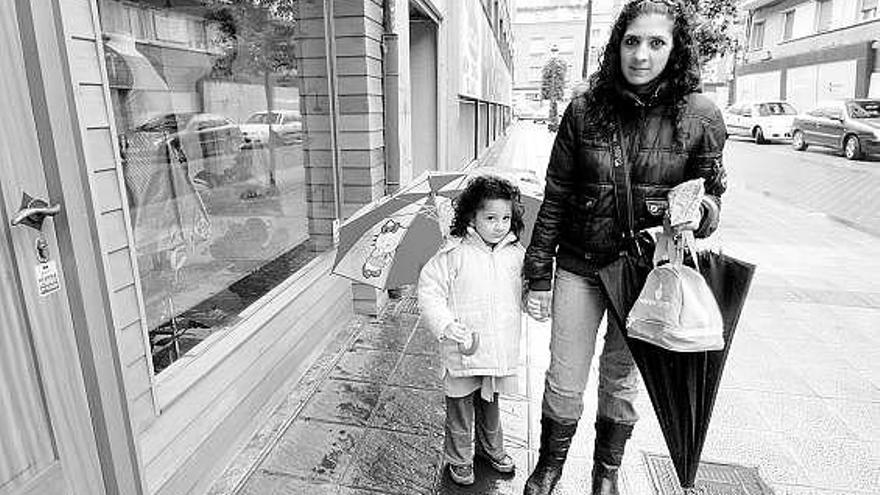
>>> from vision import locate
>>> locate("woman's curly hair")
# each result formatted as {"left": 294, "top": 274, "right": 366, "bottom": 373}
{"left": 449, "top": 175, "right": 525, "bottom": 240}
{"left": 582, "top": 0, "right": 701, "bottom": 136}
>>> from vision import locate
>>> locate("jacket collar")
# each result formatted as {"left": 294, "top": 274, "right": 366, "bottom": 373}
{"left": 463, "top": 227, "right": 518, "bottom": 252}
{"left": 616, "top": 79, "right": 668, "bottom": 109}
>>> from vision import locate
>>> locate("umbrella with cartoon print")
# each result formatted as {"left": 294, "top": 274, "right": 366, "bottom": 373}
{"left": 331, "top": 169, "right": 543, "bottom": 289}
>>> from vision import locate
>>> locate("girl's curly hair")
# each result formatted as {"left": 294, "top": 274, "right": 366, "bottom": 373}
{"left": 582, "top": 0, "right": 701, "bottom": 137}
{"left": 449, "top": 175, "right": 525, "bottom": 240}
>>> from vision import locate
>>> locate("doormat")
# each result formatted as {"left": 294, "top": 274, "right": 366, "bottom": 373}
{"left": 643, "top": 453, "right": 775, "bottom": 495}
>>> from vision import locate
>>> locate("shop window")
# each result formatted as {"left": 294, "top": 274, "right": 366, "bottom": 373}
{"left": 458, "top": 99, "right": 477, "bottom": 167}
{"left": 98, "top": 0, "right": 334, "bottom": 373}
{"left": 479, "top": 101, "right": 489, "bottom": 150}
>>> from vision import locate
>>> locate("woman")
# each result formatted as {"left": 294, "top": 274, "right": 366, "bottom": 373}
{"left": 522, "top": 1, "right": 727, "bottom": 494}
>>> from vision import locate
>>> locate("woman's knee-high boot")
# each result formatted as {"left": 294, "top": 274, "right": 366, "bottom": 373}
{"left": 523, "top": 416, "right": 578, "bottom": 495}
{"left": 590, "top": 416, "right": 634, "bottom": 495}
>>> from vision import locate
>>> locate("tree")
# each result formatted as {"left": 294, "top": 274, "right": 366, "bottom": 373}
{"left": 205, "top": 0, "right": 299, "bottom": 190}
{"left": 541, "top": 48, "right": 568, "bottom": 131}
{"left": 685, "top": 0, "right": 741, "bottom": 63}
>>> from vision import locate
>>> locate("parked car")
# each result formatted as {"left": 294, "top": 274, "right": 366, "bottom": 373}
{"left": 791, "top": 99, "right": 880, "bottom": 160}
{"left": 239, "top": 110, "right": 302, "bottom": 146}
{"left": 723, "top": 101, "right": 797, "bottom": 144}
{"left": 123, "top": 112, "right": 244, "bottom": 187}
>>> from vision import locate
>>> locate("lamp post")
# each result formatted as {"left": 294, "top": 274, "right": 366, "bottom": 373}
{"left": 581, "top": 0, "right": 593, "bottom": 79}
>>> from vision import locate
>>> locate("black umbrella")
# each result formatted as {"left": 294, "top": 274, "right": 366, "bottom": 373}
{"left": 598, "top": 249, "right": 756, "bottom": 488}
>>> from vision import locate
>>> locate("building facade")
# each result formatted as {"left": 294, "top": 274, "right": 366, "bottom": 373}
{"left": 0, "top": 1, "right": 511, "bottom": 495}
{"left": 737, "top": 0, "right": 879, "bottom": 111}
{"left": 511, "top": 0, "right": 624, "bottom": 117}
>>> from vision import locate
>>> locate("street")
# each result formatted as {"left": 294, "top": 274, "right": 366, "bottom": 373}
{"left": 214, "top": 120, "right": 879, "bottom": 495}
{"left": 502, "top": 120, "right": 880, "bottom": 494}
{"left": 724, "top": 136, "right": 880, "bottom": 237}
{"left": 507, "top": 120, "right": 880, "bottom": 238}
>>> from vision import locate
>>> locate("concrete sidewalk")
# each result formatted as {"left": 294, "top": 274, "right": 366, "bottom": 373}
{"left": 208, "top": 124, "right": 879, "bottom": 495}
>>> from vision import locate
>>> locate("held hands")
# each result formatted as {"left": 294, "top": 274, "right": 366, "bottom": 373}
{"left": 526, "top": 290, "right": 552, "bottom": 322}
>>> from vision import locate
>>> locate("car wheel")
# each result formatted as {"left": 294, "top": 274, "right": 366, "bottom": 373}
{"left": 792, "top": 130, "right": 807, "bottom": 151}
{"left": 753, "top": 127, "right": 767, "bottom": 144}
{"left": 844, "top": 135, "right": 863, "bottom": 160}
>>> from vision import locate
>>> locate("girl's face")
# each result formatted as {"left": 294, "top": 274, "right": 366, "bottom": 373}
{"left": 619, "top": 13, "right": 674, "bottom": 87}
{"left": 472, "top": 198, "right": 512, "bottom": 246}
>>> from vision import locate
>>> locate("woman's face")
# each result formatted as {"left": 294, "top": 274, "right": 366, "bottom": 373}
{"left": 619, "top": 13, "right": 675, "bottom": 86}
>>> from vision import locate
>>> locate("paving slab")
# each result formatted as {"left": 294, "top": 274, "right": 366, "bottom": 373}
{"left": 210, "top": 124, "right": 880, "bottom": 495}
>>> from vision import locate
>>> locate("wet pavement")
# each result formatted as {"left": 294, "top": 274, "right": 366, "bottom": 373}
{"left": 208, "top": 123, "right": 880, "bottom": 495}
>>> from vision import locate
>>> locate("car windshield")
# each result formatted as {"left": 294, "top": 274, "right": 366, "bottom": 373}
{"left": 846, "top": 101, "right": 880, "bottom": 119}
{"left": 757, "top": 103, "right": 797, "bottom": 116}
{"left": 137, "top": 113, "right": 197, "bottom": 132}
{"left": 246, "top": 112, "right": 282, "bottom": 124}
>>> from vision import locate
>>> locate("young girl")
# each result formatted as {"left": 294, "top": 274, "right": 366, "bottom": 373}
{"left": 418, "top": 175, "right": 525, "bottom": 486}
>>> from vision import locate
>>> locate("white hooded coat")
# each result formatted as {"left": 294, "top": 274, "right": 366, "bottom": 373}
{"left": 418, "top": 229, "right": 524, "bottom": 379}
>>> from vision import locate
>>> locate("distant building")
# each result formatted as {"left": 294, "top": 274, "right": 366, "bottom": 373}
{"left": 511, "top": 0, "right": 624, "bottom": 117}
{"left": 737, "top": 0, "right": 880, "bottom": 112}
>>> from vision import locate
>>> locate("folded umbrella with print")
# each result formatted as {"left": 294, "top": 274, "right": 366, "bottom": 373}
{"left": 597, "top": 181, "right": 756, "bottom": 489}
{"left": 331, "top": 169, "right": 543, "bottom": 289}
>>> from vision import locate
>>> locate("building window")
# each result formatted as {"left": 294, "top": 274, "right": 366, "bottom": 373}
{"left": 861, "top": 0, "right": 877, "bottom": 19}
{"left": 458, "top": 99, "right": 477, "bottom": 166}
{"left": 782, "top": 10, "right": 795, "bottom": 40}
{"left": 749, "top": 20, "right": 765, "bottom": 50}
{"left": 99, "top": 0, "right": 335, "bottom": 374}
{"left": 815, "top": 0, "right": 833, "bottom": 32}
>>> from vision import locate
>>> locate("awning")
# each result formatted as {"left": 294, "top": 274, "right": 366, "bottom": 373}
{"left": 104, "top": 33, "right": 174, "bottom": 127}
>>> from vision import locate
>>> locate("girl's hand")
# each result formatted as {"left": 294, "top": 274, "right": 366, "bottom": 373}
{"left": 443, "top": 322, "right": 469, "bottom": 344}
{"left": 442, "top": 322, "right": 479, "bottom": 355}
{"left": 526, "top": 290, "right": 552, "bottom": 322}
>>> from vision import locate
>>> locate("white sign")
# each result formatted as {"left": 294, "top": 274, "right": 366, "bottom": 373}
{"left": 36, "top": 260, "right": 60, "bottom": 297}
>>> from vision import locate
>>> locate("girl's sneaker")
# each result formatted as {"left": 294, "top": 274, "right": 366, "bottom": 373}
{"left": 478, "top": 451, "right": 516, "bottom": 474}
{"left": 448, "top": 463, "right": 475, "bottom": 485}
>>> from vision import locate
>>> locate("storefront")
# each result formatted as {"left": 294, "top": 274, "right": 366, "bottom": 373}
{"left": 2, "top": 1, "right": 354, "bottom": 494}
{"left": 1, "top": 1, "right": 513, "bottom": 494}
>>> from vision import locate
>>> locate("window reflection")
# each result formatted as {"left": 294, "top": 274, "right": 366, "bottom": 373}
{"left": 100, "top": 0, "right": 323, "bottom": 373}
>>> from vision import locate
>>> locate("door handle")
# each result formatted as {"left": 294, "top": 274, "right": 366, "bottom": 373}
{"left": 11, "top": 194, "right": 62, "bottom": 231}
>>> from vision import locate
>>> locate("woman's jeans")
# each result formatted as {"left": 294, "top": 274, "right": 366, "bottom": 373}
{"left": 445, "top": 391, "right": 506, "bottom": 466}
{"left": 541, "top": 268, "right": 641, "bottom": 425}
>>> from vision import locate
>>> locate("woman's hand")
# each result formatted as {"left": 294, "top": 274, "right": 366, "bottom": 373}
{"left": 671, "top": 217, "right": 700, "bottom": 234}
{"left": 664, "top": 213, "right": 701, "bottom": 235}
{"left": 526, "top": 290, "right": 553, "bottom": 322}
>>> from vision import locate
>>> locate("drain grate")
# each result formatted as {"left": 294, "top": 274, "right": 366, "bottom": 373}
{"left": 643, "top": 453, "right": 775, "bottom": 495}
{"left": 395, "top": 296, "right": 420, "bottom": 315}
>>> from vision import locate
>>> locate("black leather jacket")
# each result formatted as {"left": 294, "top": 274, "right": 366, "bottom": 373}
{"left": 524, "top": 91, "right": 728, "bottom": 290}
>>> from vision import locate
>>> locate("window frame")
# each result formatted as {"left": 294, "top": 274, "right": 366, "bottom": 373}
{"left": 860, "top": 0, "right": 878, "bottom": 19}
{"left": 814, "top": 0, "right": 833, "bottom": 33}
{"left": 749, "top": 20, "right": 765, "bottom": 50}
{"left": 781, "top": 9, "right": 796, "bottom": 41}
